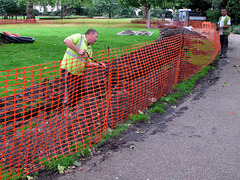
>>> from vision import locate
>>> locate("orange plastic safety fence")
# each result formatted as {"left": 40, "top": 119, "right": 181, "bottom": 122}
{"left": 189, "top": 20, "right": 203, "bottom": 28}
{"left": 202, "top": 21, "right": 212, "bottom": 33}
{"left": 0, "top": 22, "right": 220, "bottom": 179}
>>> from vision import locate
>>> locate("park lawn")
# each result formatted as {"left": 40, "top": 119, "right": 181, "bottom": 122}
{"left": 0, "top": 21, "right": 159, "bottom": 71}
{"left": 0, "top": 20, "right": 160, "bottom": 96}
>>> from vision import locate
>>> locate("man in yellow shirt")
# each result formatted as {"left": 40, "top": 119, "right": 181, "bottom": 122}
{"left": 218, "top": 9, "right": 231, "bottom": 58}
{"left": 61, "top": 28, "right": 105, "bottom": 106}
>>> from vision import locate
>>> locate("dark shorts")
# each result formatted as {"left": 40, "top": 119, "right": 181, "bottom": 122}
{"left": 220, "top": 35, "right": 228, "bottom": 48}
{"left": 61, "top": 69, "right": 83, "bottom": 106}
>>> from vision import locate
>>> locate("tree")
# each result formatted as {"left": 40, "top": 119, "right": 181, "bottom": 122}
{"left": 50, "top": 0, "right": 84, "bottom": 19}
{"left": 186, "top": 0, "right": 211, "bottom": 15}
{"left": 85, "top": 0, "right": 132, "bottom": 18}
{"left": 119, "top": 0, "right": 175, "bottom": 19}
{"left": 205, "top": 0, "right": 240, "bottom": 24}
{"left": 226, "top": 0, "right": 240, "bottom": 24}
{"left": 15, "top": 0, "right": 35, "bottom": 19}
{"left": 0, "top": 0, "right": 20, "bottom": 19}
{"left": 15, "top": 0, "right": 90, "bottom": 19}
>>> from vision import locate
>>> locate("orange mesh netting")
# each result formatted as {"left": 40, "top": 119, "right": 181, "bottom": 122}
{"left": 0, "top": 22, "right": 220, "bottom": 179}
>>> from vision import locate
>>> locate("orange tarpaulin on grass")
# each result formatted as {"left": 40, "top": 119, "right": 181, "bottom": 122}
{"left": 0, "top": 22, "right": 220, "bottom": 179}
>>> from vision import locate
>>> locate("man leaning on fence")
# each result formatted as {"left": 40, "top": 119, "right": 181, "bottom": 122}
{"left": 218, "top": 8, "right": 231, "bottom": 58}
{"left": 60, "top": 28, "right": 104, "bottom": 107}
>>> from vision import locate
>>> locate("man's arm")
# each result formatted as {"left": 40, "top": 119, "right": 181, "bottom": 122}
{"left": 64, "top": 38, "right": 106, "bottom": 67}
{"left": 64, "top": 39, "right": 86, "bottom": 55}
{"left": 222, "top": 24, "right": 231, "bottom": 28}
{"left": 85, "top": 61, "right": 106, "bottom": 68}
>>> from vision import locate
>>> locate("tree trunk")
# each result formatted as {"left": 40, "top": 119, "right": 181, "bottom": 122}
{"left": 109, "top": 10, "right": 111, "bottom": 18}
{"left": 4, "top": 12, "right": 8, "bottom": 19}
{"left": 44, "top": 6, "right": 47, "bottom": 15}
{"left": 142, "top": 5, "right": 150, "bottom": 19}
{"left": 26, "top": 1, "right": 35, "bottom": 19}
{"left": 61, "top": 5, "right": 67, "bottom": 19}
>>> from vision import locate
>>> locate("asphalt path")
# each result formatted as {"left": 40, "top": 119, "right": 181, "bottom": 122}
{"left": 56, "top": 33, "right": 240, "bottom": 180}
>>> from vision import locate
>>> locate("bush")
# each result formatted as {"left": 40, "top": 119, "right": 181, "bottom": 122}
{"left": 53, "top": 10, "right": 61, "bottom": 16}
{"left": 231, "top": 25, "right": 240, "bottom": 34}
{"left": 34, "top": 9, "right": 40, "bottom": 16}
{"left": 150, "top": 9, "right": 172, "bottom": 19}
{"left": 206, "top": 9, "right": 221, "bottom": 23}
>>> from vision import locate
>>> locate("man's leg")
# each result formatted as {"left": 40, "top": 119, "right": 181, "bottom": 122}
{"left": 70, "top": 74, "right": 83, "bottom": 106}
{"left": 220, "top": 35, "right": 224, "bottom": 57}
{"left": 61, "top": 69, "right": 70, "bottom": 105}
{"left": 220, "top": 35, "right": 229, "bottom": 58}
{"left": 61, "top": 69, "right": 82, "bottom": 107}
{"left": 222, "top": 35, "right": 228, "bottom": 58}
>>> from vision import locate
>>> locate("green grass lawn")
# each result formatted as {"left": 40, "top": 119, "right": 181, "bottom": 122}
{"left": 0, "top": 19, "right": 160, "bottom": 96}
{"left": 0, "top": 19, "right": 159, "bottom": 71}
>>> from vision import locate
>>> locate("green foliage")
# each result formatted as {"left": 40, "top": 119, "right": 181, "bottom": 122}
{"left": 174, "top": 81, "right": 195, "bottom": 93}
{"left": 57, "top": 164, "right": 65, "bottom": 174}
{"left": 161, "top": 96, "right": 177, "bottom": 104}
{"left": 205, "top": 0, "right": 240, "bottom": 24}
{"left": 226, "top": 0, "right": 240, "bottom": 24}
{"left": 206, "top": 9, "right": 221, "bottom": 23}
{"left": 231, "top": 25, "right": 240, "bottom": 34}
{"left": 104, "top": 122, "right": 132, "bottom": 140}
{"left": 172, "top": 92, "right": 181, "bottom": 99}
{"left": 70, "top": 143, "right": 77, "bottom": 152}
{"left": 174, "top": 65, "right": 213, "bottom": 96}
{"left": 82, "top": 148, "right": 90, "bottom": 157}
{"left": 149, "top": 102, "right": 166, "bottom": 114}
{"left": 84, "top": 0, "right": 135, "bottom": 18}
{"left": 187, "top": 0, "right": 211, "bottom": 15}
{"left": 0, "top": 0, "right": 19, "bottom": 16}
{"left": 130, "top": 113, "right": 149, "bottom": 122}
{"left": 150, "top": 9, "right": 172, "bottom": 18}
{"left": 120, "top": 0, "right": 175, "bottom": 9}
{"left": 0, "top": 164, "right": 27, "bottom": 180}
{"left": 39, "top": 152, "right": 81, "bottom": 173}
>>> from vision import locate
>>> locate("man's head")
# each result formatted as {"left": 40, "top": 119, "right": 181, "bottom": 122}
{"left": 85, "top": 29, "right": 98, "bottom": 45}
{"left": 221, "top": 9, "right": 227, "bottom": 16}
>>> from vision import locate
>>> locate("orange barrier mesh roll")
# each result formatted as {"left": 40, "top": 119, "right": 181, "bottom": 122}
{"left": 0, "top": 22, "right": 220, "bottom": 179}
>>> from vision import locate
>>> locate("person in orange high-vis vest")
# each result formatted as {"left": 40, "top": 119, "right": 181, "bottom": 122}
{"left": 61, "top": 29, "right": 106, "bottom": 107}
{"left": 218, "top": 9, "right": 231, "bottom": 58}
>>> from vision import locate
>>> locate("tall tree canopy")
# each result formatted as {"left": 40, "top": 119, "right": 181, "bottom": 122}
{"left": 205, "top": 0, "right": 240, "bottom": 24}
{"left": 0, "top": 0, "right": 25, "bottom": 19}
{"left": 119, "top": 0, "right": 175, "bottom": 19}
{"left": 15, "top": 0, "right": 91, "bottom": 19}
{"left": 84, "top": 0, "right": 134, "bottom": 18}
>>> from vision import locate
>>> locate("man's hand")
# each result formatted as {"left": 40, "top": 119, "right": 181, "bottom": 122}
{"left": 85, "top": 62, "right": 106, "bottom": 67}
{"left": 77, "top": 49, "right": 87, "bottom": 56}
{"left": 64, "top": 39, "right": 87, "bottom": 56}
{"left": 99, "top": 62, "right": 107, "bottom": 67}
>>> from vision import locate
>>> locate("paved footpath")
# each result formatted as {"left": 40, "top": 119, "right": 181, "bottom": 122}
{"left": 57, "top": 34, "right": 240, "bottom": 180}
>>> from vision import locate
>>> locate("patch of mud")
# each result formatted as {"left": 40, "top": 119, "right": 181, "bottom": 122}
{"left": 192, "top": 58, "right": 227, "bottom": 100}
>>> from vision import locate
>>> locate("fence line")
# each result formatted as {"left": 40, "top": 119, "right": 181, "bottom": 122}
{"left": 0, "top": 22, "right": 220, "bottom": 179}
{"left": 0, "top": 19, "right": 37, "bottom": 24}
